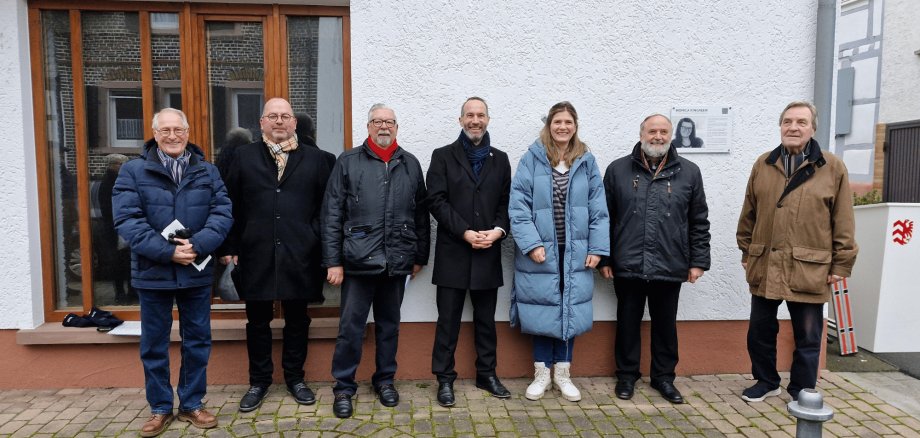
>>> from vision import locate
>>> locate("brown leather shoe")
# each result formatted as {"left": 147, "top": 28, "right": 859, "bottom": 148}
{"left": 177, "top": 408, "right": 218, "bottom": 429}
{"left": 140, "top": 413, "right": 174, "bottom": 437}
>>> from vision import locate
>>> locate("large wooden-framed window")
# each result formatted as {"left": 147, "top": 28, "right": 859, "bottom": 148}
{"left": 28, "top": 1, "right": 352, "bottom": 322}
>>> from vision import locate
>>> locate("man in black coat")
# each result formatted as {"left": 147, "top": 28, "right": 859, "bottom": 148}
{"left": 426, "top": 97, "right": 512, "bottom": 407}
{"left": 600, "top": 114, "right": 711, "bottom": 405}
{"left": 219, "top": 98, "right": 334, "bottom": 412}
{"left": 322, "top": 103, "right": 430, "bottom": 418}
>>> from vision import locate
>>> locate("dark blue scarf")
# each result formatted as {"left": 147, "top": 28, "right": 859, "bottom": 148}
{"left": 460, "top": 130, "right": 491, "bottom": 180}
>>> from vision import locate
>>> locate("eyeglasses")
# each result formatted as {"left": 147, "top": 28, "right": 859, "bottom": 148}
{"left": 368, "top": 119, "right": 396, "bottom": 128}
{"left": 156, "top": 128, "right": 188, "bottom": 136}
{"left": 370, "top": 119, "right": 396, "bottom": 128}
{"left": 262, "top": 113, "right": 294, "bottom": 122}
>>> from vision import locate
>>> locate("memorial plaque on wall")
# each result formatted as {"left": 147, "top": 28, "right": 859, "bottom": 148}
{"left": 669, "top": 106, "right": 733, "bottom": 153}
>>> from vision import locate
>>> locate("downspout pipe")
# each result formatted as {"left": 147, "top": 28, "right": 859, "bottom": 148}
{"left": 814, "top": 0, "right": 837, "bottom": 150}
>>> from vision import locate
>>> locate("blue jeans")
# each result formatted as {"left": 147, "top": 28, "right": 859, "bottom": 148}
{"left": 533, "top": 335, "right": 574, "bottom": 367}
{"left": 138, "top": 286, "right": 212, "bottom": 414}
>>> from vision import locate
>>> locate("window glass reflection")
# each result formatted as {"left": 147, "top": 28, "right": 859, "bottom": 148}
{"left": 287, "top": 16, "right": 344, "bottom": 157}
{"left": 206, "top": 21, "right": 264, "bottom": 168}
{"left": 41, "top": 10, "right": 82, "bottom": 309}
{"left": 82, "top": 11, "right": 142, "bottom": 306}
{"left": 152, "top": 12, "right": 182, "bottom": 112}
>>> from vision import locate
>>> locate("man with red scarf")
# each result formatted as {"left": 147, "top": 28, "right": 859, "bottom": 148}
{"left": 321, "top": 103, "right": 430, "bottom": 418}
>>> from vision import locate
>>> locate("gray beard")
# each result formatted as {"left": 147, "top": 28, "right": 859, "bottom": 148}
{"left": 641, "top": 141, "right": 668, "bottom": 158}
{"left": 375, "top": 134, "right": 393, "bottom": 147}
{"left": 463, "top": 129, "right": 484, "bottom": 144}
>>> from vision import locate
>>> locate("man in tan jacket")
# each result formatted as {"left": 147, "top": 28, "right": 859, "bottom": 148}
{"left": 736, "top": 101, "right": 858, "bottom": 403}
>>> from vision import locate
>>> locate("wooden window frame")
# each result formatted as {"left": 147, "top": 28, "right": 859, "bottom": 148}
{"left": 28, "top": 0, "right": 351, "bottom": 322}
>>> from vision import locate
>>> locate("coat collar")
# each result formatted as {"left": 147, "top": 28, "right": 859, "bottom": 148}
{"left": 449, "top": 138, "right": 494, "bottom": 186}
{"left": 141, "top": 139, "right": 206, "bottom": 189}
{"left": 257, "top": 138, "right": 305, "bottom": 185}
{"left": 765, "top": 138, "right": 825, "bottom": 167}
{"left": 141, "top": 138, "right": 205, "bottom": 164}
{"left": 628, "top": 141, "right": 681, "bottom": 178}
{"left": 359, "top": 140, "right": 405, "bottom": 162}
{"left": 527, "top": 140, "right": 589, "bottom": 172}
{"left": 765, "top": 138, "right": 826, "bottom": 207}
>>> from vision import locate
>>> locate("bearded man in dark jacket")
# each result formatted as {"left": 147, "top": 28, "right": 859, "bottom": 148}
{"left": 219, "top": 98, "right": 334, "bottom": 412}
{"left": 600, "top": 114, "right": 710, "bottom": 405}
{"left": 322, "top": 103, "right": 430, "bottom": 418}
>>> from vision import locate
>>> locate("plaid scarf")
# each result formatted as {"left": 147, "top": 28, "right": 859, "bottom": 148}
{"left": 156, "top": 147, "right": 191, "bottom": 185}
{"left": 263, "top": 133, "right": 299, "bottom": 180}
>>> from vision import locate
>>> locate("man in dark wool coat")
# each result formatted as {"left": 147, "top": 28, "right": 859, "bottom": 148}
{"left": 219, "top": 97, "right": 334, "bottom": 412}
{"left": 426, "top": 97, "right": 512, "bottom": 407}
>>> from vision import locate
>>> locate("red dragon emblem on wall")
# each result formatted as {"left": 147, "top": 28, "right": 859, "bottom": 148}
{"left": 892, "top": 219, "right": 914, "bottom": 246}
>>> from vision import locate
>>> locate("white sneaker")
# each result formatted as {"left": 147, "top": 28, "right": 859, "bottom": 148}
{"left": 553, "top": 362, "right": 582, "bottom": 401}
{"left": 525, "top": 362, "right": 552, "bottom": 400}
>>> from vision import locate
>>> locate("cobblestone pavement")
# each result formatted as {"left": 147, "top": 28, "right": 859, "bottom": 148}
{"left": 1, "top": 371, "right": 919, "bottom": 437}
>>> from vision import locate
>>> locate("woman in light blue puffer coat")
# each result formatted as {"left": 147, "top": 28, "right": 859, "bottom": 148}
{"left": 509, "top": 101, "right": 609, "bottom": 402}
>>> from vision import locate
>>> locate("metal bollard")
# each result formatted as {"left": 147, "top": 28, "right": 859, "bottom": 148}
{"left": 787, "top": 388, "right": 834, "bottom": 437}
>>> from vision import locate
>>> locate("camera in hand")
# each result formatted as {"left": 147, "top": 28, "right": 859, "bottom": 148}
{"left": 167, "top": 228, "right": 193, "bottom": 245}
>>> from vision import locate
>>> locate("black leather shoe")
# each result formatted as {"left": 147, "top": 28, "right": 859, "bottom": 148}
{"left": 287, "top": 382, "right": 316, "bottom": 405}
{"left": 614, "top": 379, "right": 635, "bottom": 400}
{"left": 651, "top": 380, "right": 685, "bottom": 404}
{"left": 375, "top": 383, "right": 399, "bottom": 407}
{"left": 475, "top": 375, "right": 511, "bottom": 399}
{"left": 436, "top": 382, "right": 455, "bottom": 407}
{"left": 239, "top": 385, "right": 269, "bottom": 412}
{"left": 333, "top": 393, "right": 353, "bottom": 418}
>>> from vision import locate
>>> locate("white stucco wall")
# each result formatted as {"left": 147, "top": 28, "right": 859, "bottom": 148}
{"left": 350, "top": 0, "right": 819, "bottom": 322}
{"left": 878, "top": 0, "right": 920, "bottom": 124}
{"left": 0, "top": 0, "right": 822, "bottom": 328}
{"left": 0, "top": 0, "right": 42, "bottom": 329}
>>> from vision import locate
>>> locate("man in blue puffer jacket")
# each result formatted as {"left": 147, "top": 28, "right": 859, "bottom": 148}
{"left": 113, "top": 108, "right": 232, "bottom": 437}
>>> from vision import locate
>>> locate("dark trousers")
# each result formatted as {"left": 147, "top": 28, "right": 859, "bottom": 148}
{"left": 747, "top": 294, "right": 823, "bottom": 394}
{"left": 614, "top": 277, "right": 682, "bottom": 384}
{"left": 245, "top": 299, "right": 311, "bottom": 387}
{"left": 331, "top": 273, "right": 406, "bottom": 395}
{"left": 137, "top": 286, "right": 212, "bottom": 414}
{"left": 431, "top": 286, "right": 498, "bottom": 383}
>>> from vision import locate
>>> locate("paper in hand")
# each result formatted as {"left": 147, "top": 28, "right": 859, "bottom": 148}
{"left": 161, "top": 219, "right": 212, "bottom": 272}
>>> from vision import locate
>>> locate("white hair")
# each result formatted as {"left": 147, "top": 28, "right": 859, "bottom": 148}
{"left": 367, "top": 103, "right": 396, "bottom": 123}
{"left": 151, "top": 108, "right": 189, "bottom": 130}
{"left": 639, "top": 113, "right": 672, "bottom": 134}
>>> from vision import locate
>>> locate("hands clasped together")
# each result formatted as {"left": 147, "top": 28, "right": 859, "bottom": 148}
{"left": 463, "top": 229, "right": 503, "bottom": 249}
{"left": 170, "top": 238, "right": 199, "bottom": 266}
